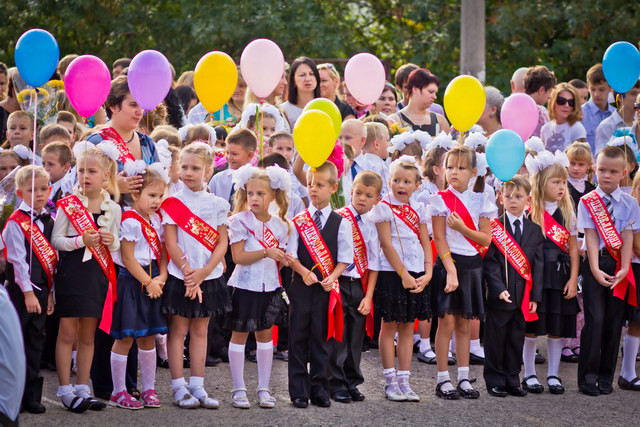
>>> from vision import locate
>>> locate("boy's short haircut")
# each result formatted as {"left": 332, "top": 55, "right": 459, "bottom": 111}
{"left": 258, "top": 152, "right": 289, "bottom": 170}
{"left": 8, "top": 110, "right": 34, "bottom": 128}
{"left": 268, "top": 131, "right": 293, "bottom": 147}
{"left": 586, "top": 64, "right": 607, "bottom": 86}
{"left": 362, "top": 114, "right": 390, "bottom": 130}
{"left": 56, "top": 110, "right": 77, "bottom": 125}
{"left": 42, "top": 141, "right": 73, "bottom": 166}
{"left": 309, "top": 161, "right": 338, "bottom": 185}
{"left": 599, "top": 145, "right": 625, "bottom": 161}
{"left": 394, "top": 63, "right": 419, "bottom": 89}
{"left": 365, "top": 122, "right": 388, "bottom": 148}
{"left": 342, "top": 118, "right": 366, "bottom": 138}
{"left": 227, "top": 128, "right": 258, "bottom": 152}
{"left": 524, "top": 65, "right": 557, "bottom": 94}
{"left": 569, "top": 78, "right": 587, "bottom": 89}
{"left": 150, "top": 125, "right": 181, "bottom": 147}
{"left": 353, "top": 170, "right": 382, "bottom": 195}
{"left": 112, "top": 58, "right": 132, "bottom": 70}
{"left": 343, "top": 143, "right": 355, "bottom": 161}
{"left": 15, "top": 165, "right": 49, "bottom": 188}
{"left": 57, "top": 54, "right": 78, "bottom": 77}
{"left": 502, "top": 174, "right": 531, "bottom": 195}
{"left": 39, "top": 123, "right": 71, "bottom": 145}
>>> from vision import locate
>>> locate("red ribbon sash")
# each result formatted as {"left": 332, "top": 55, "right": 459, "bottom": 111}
{"left": 581, "top": 191, "right": 637, "bottom": 306}
{"left": 98, "top": 127, "right": 136, "bottom": 164}
{"left": 381, "top": 200, "right": 423, "bottom": 243}
{"left": 239, "top": 219, "right": 286, "bottom": 295}
{"left": 57, "top": 195, "right": 118, "bottom": 332}
{"left": 490, "top": 219, "right": 538, "bottom": 322}
{"left": 160, "top": 197, "right": 219, "bottom": 252}
{"left": 293, "top": 210, "right": 344, "bottom": 342}
{"left": 121, "top": 210, "right": 162, "bottom": 261}
{"left": 543, "top": 211, "right": 570, "bottom": 253}
{"left": 5, "top": 210, "right": 58, "bottom": 288}
{"left": 438, "top": 189, "right": 488, "bottom": 257}
{"left": 337, "top": 207, "right": 373, "bottom": 338}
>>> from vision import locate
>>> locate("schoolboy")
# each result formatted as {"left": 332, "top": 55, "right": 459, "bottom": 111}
{"left": 208, "top": 129, "right": 256, "bottom": 207}
{"left": 581, "top": 64, "right": 615, "bottom": 151}
{"left": 5, "top": 110, "right": 34, "bottom": 149}
{"left": 38, "top": 124, "right": 71, "bottom": 152}
{"left": 340, "top": 119, "right": 368, "bottom": 204}
{"left": 41, "top": 141, "right": 72, "bottom": 204}
{"left": 361, "top": 122, "right": 391, "bottom": 196}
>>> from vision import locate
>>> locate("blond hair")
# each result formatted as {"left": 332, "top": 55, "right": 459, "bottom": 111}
{"left": 151, "top": 125, "right": 182, "bottom": 147}
{"left": 15, "top": 165, "right": 49, "bottom": 188}
{"left": 364, "top": 122, "right": 387, "bottom": 150}
{"left": 181, "top": 142, "right": 214, "bottom": 169}
{"left": 549, "top": 83, "right": 583, "bottom": 125}
{"left": 232, "top": 169, "right": 291, "bottom": 232}
{"left": 76, "top": 146, "right": 120, "bottom": 201}
{"left": 185, "top": 124, "right": 212, "bottom": 145}
{"left": 390, "top": 158, "right": 421, "bottom": 184}
{"left": 529, "top": 163, "right": 575, "bottom": 231}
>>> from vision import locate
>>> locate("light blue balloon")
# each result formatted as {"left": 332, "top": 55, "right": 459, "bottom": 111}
{"left": 14, "top": 29, "right": 59, "bottom": 87}
{"left": 603, "top": 41, "right": 640, "bottom": 94}
{"left": 486, "top": 129, "right": 525, "bottom": 182}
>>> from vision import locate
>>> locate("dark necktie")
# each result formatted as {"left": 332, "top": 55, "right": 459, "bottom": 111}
{"left": 351, "top": 162, "right": 358, "bottom": 181}
{"left": 21, "top": 210, "right": 50, "bottom": 223}
{"left": 346, "top": 214, "right": 362, "bottom": 272}
{"left": 513, "top": 218, "right": 522, "bottom": 244}
{"left": 229, "top": 184, "right": 236, "bottom": 210}
{"left": 313, "top": 210, "right": 323, "bottom": 231}
{"left": 603, "top": 194, "right": 614, "bottom": 219}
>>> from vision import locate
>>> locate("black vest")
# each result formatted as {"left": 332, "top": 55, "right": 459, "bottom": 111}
{"left": 6, "top": 213, "right": 55, "bottom": 287}
{"left": 297, "top": 211, "right": 342, "bottom": 272}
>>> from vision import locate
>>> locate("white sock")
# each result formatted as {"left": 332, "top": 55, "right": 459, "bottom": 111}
{"left": 413, "top": 333, "right": 420, "bottom": 344}
{"left": 457, "top": 366, "right": 473, "bottom": 391}
{"left": 110, "top": 352, "right": 128, "bottom": 394}
{"left": 189, "top": 376, "right": 208, "bottom": 400}
{"left": 57, "top": 384, "right": 78, "bottom": 407}
{"left": 156, "top": 334, "right": 168, "bottom": 360}
{"left": 73, "top": 384, "right": 92, "bottom": 399}
{"left": 72, "top": 350, "right": 77, "bottom": 364}
{"left": 470, "top": 339, "right": 484, "bottom": 358}
{"left": 547, "top": 337, "right": 562, "bottom": 386}
{"left": 228, "top": 343, "right": 246, "bottom": 394}
{"left": 138, "top": 348, "right": 157, "bottom": 392}
{"left": 523, "top": 337, "right": 539, "bottom": 385}
{"left": 437, "top": 370, "right": 454, "bottom": 392}
{"left": 450, "top": 335, "right": 456, "bottom": 353}
{"left": 383, "top": 368, "right": 396, "bottom": 385}
{"left": 419, "top": 338, "right": 432, "bottom": 354}
{"left": 621, "top": 335, "right": 640, "bottom": 382}
{"left": 256, "top": 341, "right": 273, "bottom": 393}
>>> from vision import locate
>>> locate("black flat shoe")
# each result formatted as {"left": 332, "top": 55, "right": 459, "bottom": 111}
{"left": 62, "top": 396, "right": 92, "bottom": 413}
{"left": 348, "top": 388, "right": 365, "bottom": 402}
{"left": 578, "top": 384, "right": 600, "bottom": 396}
{"left": 469, "top": 353, "right": 485, "bottom": 365}
{"left": 435, "top": 380, "right": 460, "bottom": 400}
{"left": 205, "top": 356, "right": 221, "bottom": 367}
{"left": 487, "top": 386, "right": 508, "bottom": 397}
{"left": 547, "top": 376, "right": 565, "bottom": 395}
{"left": 157, "top": 357, "right": 169, "bottom": 369}
{"left": 535, "top": 351, "right": 546, "bottom": 364}
{"left": 456, "top": 379, "right": 480, "bottom": 399}
{"left": 618, "top": 376, "right": 640, "bottom": 391}
{"left": 292, "top": 398, "right": 308, "bottom": 408}
{"left": 310, "top": 397, "right": 331, "bottom": 407}
{"left": 246, "top": 350, "right": 257, "bottom": 363}
{"left": 87, "top": 397, "right": 107, "bottom": 411}
{"left": 23, "top": 400, "right": 46, "bottom": 414}
{"left": 561, "top": 347, "right": 579, "bottom": 363}
{"left": 506, "top": 385, "right": 527, "bottom": 397}
{"left": 331, "top": 390, "right": 352, "bottom": 404}
{"left": 521, "top": 375, "right": 544, "bottom": 394}
{"left": 598, "top": 383, "right": 613, "bottom": 395}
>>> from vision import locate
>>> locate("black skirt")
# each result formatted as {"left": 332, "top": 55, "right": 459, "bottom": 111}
{"left": 626, "top": 264, "right": 640, "bottom": 325}
{"left": 109, "top": 264, "right": 168, "bottom": 339}
{"left": 226, "top": 287, "right": 284, "bottom": 332}
{"left": 374, "top": 271, "right": 431, "bottom": 323}
{"left": 436, "top": 253, "right": 484, "bottom": 319}
{"left": 161, "top": 274, "right": 232, "bottom": 319}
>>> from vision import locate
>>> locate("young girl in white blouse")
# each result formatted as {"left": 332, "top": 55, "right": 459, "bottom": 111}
{"left": 430, "top": 145, "right": 496, "bottom": 400}
{"left": 370, "top": 155, "right": 432, "bottom": 402}
{"left": 226, "top": 164, "right": 292, "bottom": 409}
{"left": 160, "top": 142, "right": 231, "bottom": 409}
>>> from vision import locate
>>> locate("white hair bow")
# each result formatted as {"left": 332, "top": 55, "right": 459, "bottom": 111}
{"left": 476, "top": 152, "right": 489, "bottom": 177}
{"left": 148, "top": 162, "right": 170, "bottom": 184}
{"left": 155, "top": 139, "right": 173, "bottom": 169}
{"left": 426, "top": 131, "right": 455, "bottom": 152}
{"left": 464, "top": 131, "right": 488, "bottom": 150}
{"left": 607, "top": 135, "right": 636, "bottom": 150}
{"left": 238, "top": 103, "right": 286, "bottom": 134}
{"left": 232, "top": 164, "right": 258, "bottom": 191}
{"left": 524, "top": 150, "right": 569, "bottom": 174}
{"left": 123, "top": 159, "right": 147, "bottom": 177}
{"left": 525, "top": 136, "right": 545, "bottom": 154}
{"left": 265, "top": 165, "right": 292, "bottom": 192}
{"left": 390, "top": 154, "right": 419, "bottom": 169}
{"left": 178, "top": 123, "right": 217, "bottom": 144}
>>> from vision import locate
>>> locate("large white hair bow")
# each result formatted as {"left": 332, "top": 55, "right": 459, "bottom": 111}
{"left": 524, "top": 150, "right": 569, "bottom": 174}
{"left": 238, "top": 103, "right": 286, "bottom": 134}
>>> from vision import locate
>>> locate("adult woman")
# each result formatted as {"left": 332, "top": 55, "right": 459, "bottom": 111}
{"left": 187, "top": 71, "right": 246, "bottom": 127}
{"left": 477, "top": 86, "right": 504, "bottom": 137}
{"left": 280, "top": 57, "right": 321, "bottom": 129}
{"left": 0, "top": 67, "right": 19, "bottom": 143}
{"left": 369, "top": 83, "right": 398, "bottom": 117}
{"left": 389, "top": 69, "right": 450, "bottom": 135}
{"left": 317, "top": 63, "right": 356, "bottom": 120}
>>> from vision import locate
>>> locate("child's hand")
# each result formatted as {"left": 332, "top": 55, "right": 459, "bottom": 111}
{"left": 358, "top": 296, "right": 372, "bottom": 315}
{"left": 529, "top": 301, "right": 538, "bottom": 314}
{"left": 82, "top": 229, "right": 100, "bottom": 248}
{"left": 190, "top": 268, "right": 208, "bottom": 288}
{"left": 266, "top": 248, "right": 286, "bottom": 262}
{"left": 47, "top": 292, "right": 55, "bottom": 315}
{"left": 446, "top": 212, "right": 467, "bottom": 233}
{"left": 24, "top": 291, "right": 41, "bottom": 314}
{"left": 146, "top": 278, "right": 163, "bottom": 299}
{"left": 498, "top": 290, "right": 512, "bottom": 303}
{"left": 401, "top": 272, "right": 417, "bottom": 290}
{"left": 117, "top": 171, "right": 144, "bottom": 194}
{"left": 611, "top": 267, "right": 629, "bottom": 289}
{"left": 411, "top": 275, "right": 430, "bottom": 294}
{"left": 99, "top": 230, "right": 114, "bottom": 246}
{"left": 184, "top": 283, "right": 202, "bottom": 302}
{"left": 593, "top": 269, "right": 615, "bottom": 287}
{"left": 303, "top": 269, "right": 319, "bottom": 286}
{"left": 320, "top": 274, "right": 338, "bottom": 292}
{"left": 444, "top": 274, "right": 458, "bottom": 293}
{"left": 181, "top": 262, "right": 194, "bottom": 284}
{"left": 563, "top": 278, "right": 578, "bottom": 299}
{"left": 282, "top": 253, "right": 294, "bottom": 267}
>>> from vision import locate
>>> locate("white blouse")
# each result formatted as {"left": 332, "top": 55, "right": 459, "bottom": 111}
{"left": 113, "top": 210, "right": 164, "bottom": 267}
{"left": 161, "top": 185, "right": 230, "bottom": 280}
{"left": 544, "top": 201, "right": 577, "bottom": 236}
{"left": 429, "top": 186, "right": 498, "bottom": 256}
{"left": 341, "top": 205, "right": 380, "bottom": 278}
{"left": 369, "top": 195, "right": 429, "bottom": 273}
{"left": 227, "top": 210, "right": 291, "bottom": 292}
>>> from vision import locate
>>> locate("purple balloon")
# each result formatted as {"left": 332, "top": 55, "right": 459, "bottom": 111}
{"left": 65, "top": 55, "right": 111, "bottom": 117}
{"left": 128, "top": 50, "right": 172, "bottom": 110}
{"left": 500, "top": 93, "right": 539, "bottom": 142}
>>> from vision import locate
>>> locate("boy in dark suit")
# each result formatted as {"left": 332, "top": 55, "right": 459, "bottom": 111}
{"left": 483, "top": 176, "right": 544, "bottom": 397}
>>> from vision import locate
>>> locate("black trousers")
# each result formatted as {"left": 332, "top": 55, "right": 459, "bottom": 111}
{"left": 483, "top": 307, "right": 525, "bottom": 389}
{"left": 288, "top": 278, "right": 331, "bottom": 400}
{"left": 7, "top": 283, "right": 47, "bottom": 404}
{"left": 90, "top": 329, "right": 138, "bottom": 395}
{"left": 578, "top": 256, "right": 625, "bottom": 388}
{"left": 329, "top": 276, "right": 365, "bottom": 393}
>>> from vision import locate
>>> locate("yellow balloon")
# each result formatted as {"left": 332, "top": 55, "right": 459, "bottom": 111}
{"left": 443, "top": 75, "right": 486, "bottom": 132}
{"left": 194, "top": 51, "right": 238, "bottom": 113}
{"left": 293, "top": 110, "right": 336, "bottom": 168}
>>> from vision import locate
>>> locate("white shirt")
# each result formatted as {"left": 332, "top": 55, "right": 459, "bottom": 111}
{"left": 568, "top": 176, "right": 586, "bottom": 193}
{"left": 341, "top": 205, "right": 380, "bottom": 278}
{"left": 227, "top": 210, "right": 290, "bottom": 292}
{"left": 113, "top": 210, "right": 164, "bottom": 268}
{"left": 49, "top": 179, "right": 63, "bottom": 201}
{"left": 545, "top": 201, "right": 577, "bottom": 235}
{"left": 208, "top": 168, "right": 234, "bottom": 202}
{"left": 360, "top": 153, "right": 390, "bottom": 197}
{"left": 281, "top": 102, "right": 304, "bottom": 130}
{"left": 540, "top": 120, "right": 587, "bottom": 152}
{"left": 290, "top": 169, "right": 308, "bottom": 201}
{"left": 187, "top": 102, "right": 208, "bottom": 125}
{"left": 594, "top": 110, "right": 625, "bottom": 155}
{"left": 286, "top": 204, "right": 354, "bottom": 266}
{"left": 414, "top": 180, "right": 439, "bottom": 236}
{"left": 429, "top": 186, "right": 498, "bottom": 256}
{"left": 342, "top": 154, "right": 368, "bottom": 204}
{"left": 161, "top": 185, "right": 230, "bottom": 280}
{"left": 505, "top": 211, "right": 525, "bottom": 234}
{"left": 1, "top": 202, "right": 51, "bottom": 292}
{"left": 369, "top": 195, "right": 430, "bottom": 272}
{"left": 0, "top": 286, "right": 25, "bottom": 422}
{"left": 169, "top": 180, "right": 184, "bottom": 196}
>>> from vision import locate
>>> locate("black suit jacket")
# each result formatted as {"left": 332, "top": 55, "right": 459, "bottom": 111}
{"left": 483, "top": 215, "right": 544, "bottom": 311}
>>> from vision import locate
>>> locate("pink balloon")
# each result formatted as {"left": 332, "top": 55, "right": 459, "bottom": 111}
{"left": 344, "top": 53, "right": 385, "bottom": 105}
{"left": 240, "top": 39, "right": 284, "bottom": 99}
{"left": 64, "top": 55, "right": 111, "bottom": 117}
{"left": 128, "top": 50, "right": 172, "bottom": 110}
{"left": 500, "top": 93, "right": 539, "bottom": 141}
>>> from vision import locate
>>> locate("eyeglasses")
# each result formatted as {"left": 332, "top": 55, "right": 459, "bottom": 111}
{"left": 634, "top": 102, "right": 640, "bottom": 110}
{"left": 556, "top": 96, "right": 575, "bottom": 107}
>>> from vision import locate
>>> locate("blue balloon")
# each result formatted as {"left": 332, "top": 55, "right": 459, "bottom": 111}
{"left": 486, "top": 129, "right": 525, "bottom": 182}
{"left": 14, "top": 29, "right": 59, "bottom": 87}
{"left": 603, "top": 41, "right": 640, "bottom": 94}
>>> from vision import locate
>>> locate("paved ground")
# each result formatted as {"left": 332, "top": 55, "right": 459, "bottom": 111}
{"left": 21, "top": 343, "right": 640, "bottom": 426}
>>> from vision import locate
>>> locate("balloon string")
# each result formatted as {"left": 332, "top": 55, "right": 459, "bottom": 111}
{"left": 259, "top": 99, "right": 265, "bottom": 159}
{"left": 28, "top": 88, "right": 39, "bottom": 278}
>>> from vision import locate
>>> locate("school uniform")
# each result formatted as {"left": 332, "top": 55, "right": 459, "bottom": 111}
{"left": 483, "top": 213, "right": 544, "bottom": 390}
{"left": 577, "top": 186, "right": 640, "bottom": 392}
{"left": 360, "top": 153, "right": 390, "bottom": 197}
{"left": 286, "top": 204, "right": 353, "bottom": 402}
{"left": 342, "top": 154, "right": 368, "bottom": 204}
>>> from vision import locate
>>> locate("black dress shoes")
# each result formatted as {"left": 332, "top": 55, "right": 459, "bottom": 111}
{"left": 598, "top": 383, "right": 613, "bottom": 395}
{"left": 331, "top": 390, "right": 352, "bottom": 404}
{"left": 310, "top": 397, "right": 331, "bottom": 407}
{"left": 469, "top": 353, "right": 485, "bottom": 365}
{"left": 506, "top": 385, "right": 528, "bottom": 397}
{"left": 205, "top": 356, "right": 221, "bottom": 367}
{"left": 618, "top": 376, "right": 640, "bottom": 391}
{"left": 23, "top": 401, "right": 46, "bottom": 414}
{"left": 547, "top": 376, "right": 565, "bottom": 395}
{"left": 487, "top": 386, "right": 508, "bottom": 397}
{"left": 578, "top": 383, "right": 600, "bottom": 396}
{"left": 521, "top": 376, "right": 544, "bottom": 394}
{"left": 292, "top": 398, "right": 308, "bottom": 408}
{"left": 348, "top": 388, "right": 366, "bottom": 401}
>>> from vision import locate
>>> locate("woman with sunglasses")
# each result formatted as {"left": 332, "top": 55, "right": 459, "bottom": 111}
{"left": 541, "top": 83, "right": 586, "bottom": 152}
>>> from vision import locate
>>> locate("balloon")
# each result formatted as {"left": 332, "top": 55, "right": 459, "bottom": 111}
{"left": 64, "top": 55, "right": 111, "bottom": 117}
{"left": 602, "top": 42, "right": 640, "bottom": 93}
{"left": 128, "top": 50, "right": 172, "bottom": 110}
{"left": 344, "top": 53, "right": 386, "bottom": 105}
{"left": 443, "top": 75, "right": 486, "bottom": 132}
{"left": 500, "top": 93, "right": 539, "bottom": 141}
{"left": 240, "top": 39, "right": 284, "bottom": 99}
{"left": 14, "top": 29, "right": 59, "bottom": 87}
{"left": 303, "top": 98, "right": 342, "bottom": 140}
{"left": 194, "top": 51, "right": 238, "bottom": 113}
{"left": 293, "top": 110, "right": 336, "bottom": 168}
{"left": 486, "top": 129, "right": 525, "bottom": 182}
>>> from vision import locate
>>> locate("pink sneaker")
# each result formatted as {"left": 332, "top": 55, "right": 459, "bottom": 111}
{"left": 141, "top": 389, "right": 161, "bottom": 408}
{"left": 109, "top": 390, "right": 143, "bottom": 410}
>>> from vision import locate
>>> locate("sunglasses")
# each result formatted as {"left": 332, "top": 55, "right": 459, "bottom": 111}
{"left": 556, "top": 96, "right": 575, "bottom": 107}
{"left": 634, "top": 102, "right": 640, "bottom": 110}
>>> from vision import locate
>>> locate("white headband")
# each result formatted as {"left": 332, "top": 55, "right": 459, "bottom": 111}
{"left": 524, "top": 149, "right": 569, "bottom": 174}
{"left": 238, "top": 103, "right": 286, "bottom": 134}
{"left": 525, "top": 136, "right": 545, "bottom": 154}
{"left": 464, "top": 131, "right": 488, "bottom": 150}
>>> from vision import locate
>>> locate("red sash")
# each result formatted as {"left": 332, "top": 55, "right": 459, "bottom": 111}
{"left": 160, "top": 197, "right": 219, "bottom": 252}
{"left": 438, "top": 190, "right": 488, "bottom": 257}
{"left": 121, "top": 210, "right": 162, "bottom": 261}
{"left": 98, "top": 127, "right": 136, "bottom": 164}
{"left": 4, "top": 210, "right": 58, "bottom": 288}
{"left": 581, "top": 191, "right": 637, "bottom": 306}
{"left": 543, "top": 211, "right": 570, "bottom": 253}
{"left": 57, "top": 195, "right": 118, "bottom": 332}
{"left": 337, "top": 207, "right": 373, "bottom": 338}
{"left": 293, "top": 210, "right": 344, "bottom": 342}
{"left": 490, "top": 219, "right": 538, "bottom": 322}
{"left": 381, "top": 200, "right": 423, "bottom": 243}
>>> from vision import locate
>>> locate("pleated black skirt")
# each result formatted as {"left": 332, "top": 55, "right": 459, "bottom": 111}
{"left": 161, "top": 274, "right": 232, "bottom": 319}
{"left": 374, "top": 271, "right": 431, "bottom": 323}
{"left": 436, "top": 253, "right": 484, "bottom": 319}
